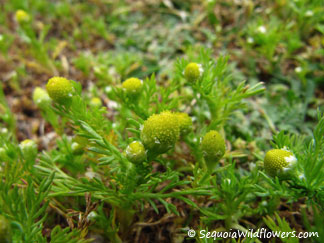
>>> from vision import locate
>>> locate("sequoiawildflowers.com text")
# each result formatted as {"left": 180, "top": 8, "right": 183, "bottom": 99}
{"left": 187, "top": 228, "right": 319, "bottom": 240}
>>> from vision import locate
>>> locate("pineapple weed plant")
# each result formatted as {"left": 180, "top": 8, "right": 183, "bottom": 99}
{"left": 1, "top": 0, "right": 324, "bottom": 242}
{"left": 1, "top": 48, "right": 324, "bottom": 242}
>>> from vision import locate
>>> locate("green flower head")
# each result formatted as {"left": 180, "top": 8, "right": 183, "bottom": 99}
{"left": 0, "top": 128, "right": 8, "bottom": 137}
{"left": 19, "top": 139, "right": 38, "bottom": 161}
{"left": 15, "top": 10, "right": 30, "bottom": 24}
{"left": 122, "top": 77, "right": 143, "bottom": 96}
{"left": 264, "top": 149, "right": 297, "bottom": 177}
{"left": 126, "top": 141, "right": 147, "bottom": 163}
{"left": 175, "top": 112, "right": 192, "bottom": 136}
{"left": 90, "top": 97, "right": 102, "bottom": 108}
{"left": 184, "top": 62, "right": 203, "bottom": 83}
{"left": 140, "top": 111, "right": 180, "bottom": 154}
{"left": 46, "top": 77, "right": 73, "bottom": 104}
{"left": 71, "top": 136, "right": 87, "bottom": 155}
{"left": 201, "top": 130, "right": 225, "bottom": 169}
{"left": 71, "top": 142, "right": 84, "bottom": 155}
{"left": 33, "top": 87, "right": 51, "bottom": 108}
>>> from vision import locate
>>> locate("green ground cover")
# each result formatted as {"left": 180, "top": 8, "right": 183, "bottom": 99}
{"left": 0, "top": 0, "right": 324, "bottom": 242}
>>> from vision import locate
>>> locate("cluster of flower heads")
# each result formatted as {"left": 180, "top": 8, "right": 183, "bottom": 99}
{"left": 134, "top": 110, "right": 227, "bottom": 168}
{"left": 125, "top": 110, "right": 197, "bottom": 163}
{"left": 28, "top": 71, "right": 298, "bottom": 176}
{"left": 33, "top": 75, "right": 226, "bottom": 169}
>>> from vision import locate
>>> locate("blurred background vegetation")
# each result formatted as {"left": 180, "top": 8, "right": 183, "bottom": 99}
{"left": 0, "top": 0, "right": 324, "bottom": 241}
{"left": 1, "top": 0, "right": 323, "bottom": 146}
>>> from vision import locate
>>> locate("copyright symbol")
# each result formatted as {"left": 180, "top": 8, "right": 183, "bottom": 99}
{"left": 188, "top": 229, "right": 196, "bottom": 237}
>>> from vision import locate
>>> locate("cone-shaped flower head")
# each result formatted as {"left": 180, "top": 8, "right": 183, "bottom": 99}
{"left": 46, "top": 77, "right": 73, "bottom": 104}
{"left": 19, "top": 139, "right": 38, "bottom": 161}
{"left": 264, "top": 149, "right": 297, "bottom": 177}
{"left": 122, "top": 77, "right": 143, "bottom": 97}
{"left": 201, "top": 130, "right": 225, "bottom": 168}
{"left": 0, "top": 215, "right": 11, "bottom": 243}
{"left": 184, "top": 62, "right": 203, "bottom": 83}
{"left": 90, "top": 97, "right": 102, "bottom": 107}
{"left": 71, "top": 142, "right": 83, "bottom": 155}
{"left": 0, "top": 128, "right": 8, "bottom": 137}
{"left": 15, "top": 10, "right": 30, "bottom": 23}
{"left": 71, "top": 136, "right": 88, "bottom": 155}
{"left": 140, "top": 111, "right": 180, "bottom": 154}
{"left": 126, "top": 141, "right": 147, "bottom": 163}
{"left": 175, "top": 112, "right": 192, "bottom": 136}
{"left": 33, "top": 87, "right": 51, "bottom": 108}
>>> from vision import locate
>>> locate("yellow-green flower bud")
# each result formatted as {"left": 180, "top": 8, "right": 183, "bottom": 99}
{"left": 33, "top": 87, "right": 51, "bottom": 108}
{"left": 264, "top": 149, "right": 297, "bottom": 177}
{"left": 175, "top": 112, "right": 192, "bottom": 136}
{"left": 0, "top": 128, "right": 8, "bottom": 137}
{"left": 122, "top": 77, "right": 143, "bottom": 97}
{"left": 71, "top": 142, "right": 83, "bottom": 155}
{"left": 46, "top": 77, "right": 73, "bottom": 104}
{"left": 0, "top": 215, "right": 11, "bottom": 243}
{"left": 184, "top": 62, "right": 203, "bottom": 83}
{"left": 19, "top": 139, "right": 38, "bottom": 161}
{"left": 201, "top": 130, "right": 225, "bottom": 169}
{"left": 140, "top": 111, "right": 180, "bottom": 154}
{"left": 90, "top": 97, "right": 102, "bottom": 108}
{"left": 126, "top": 141, "right": 146, "bottom": 163}
{"left": 71, "top": 136, "right": 87, "bottom": 155}
{"left": 15, "top": 10, "right": 30, "bottom": 24}
{"left": 87, "top": 211, "right": 98, "bottom": 221}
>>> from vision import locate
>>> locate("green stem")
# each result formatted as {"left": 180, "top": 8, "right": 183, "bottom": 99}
{"left": 204, "top": 95, "right": 218, "bottom": 120}
{"left": 198, "top": 170, "right": 212, "bottom": 185}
